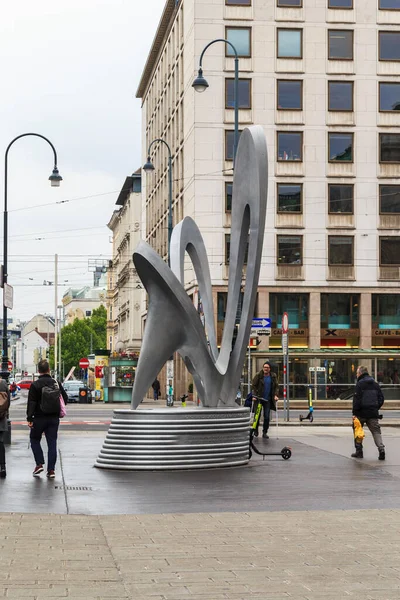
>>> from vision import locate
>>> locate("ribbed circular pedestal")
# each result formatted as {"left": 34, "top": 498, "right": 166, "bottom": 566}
{"left": 95, "top": 407, "right": 251, "bottom": 470}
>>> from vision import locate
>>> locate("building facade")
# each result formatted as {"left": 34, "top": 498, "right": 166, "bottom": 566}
{"left": 137, "top": 0, "right": 400, "bottom": 398}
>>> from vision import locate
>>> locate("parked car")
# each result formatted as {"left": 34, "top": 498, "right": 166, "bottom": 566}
{"left": 63, "top": 380, "right": 92, "bottom": 403}
{"left": 16, "top": 379, "right": 33, "bottom": 390}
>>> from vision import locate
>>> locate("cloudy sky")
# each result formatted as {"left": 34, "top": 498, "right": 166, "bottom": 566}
{"left": 0, "top": 0, "right": 165, "bottom": 321}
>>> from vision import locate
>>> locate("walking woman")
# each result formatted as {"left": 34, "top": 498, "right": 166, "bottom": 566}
{"left": 0, "top": 377, "right": 10, "bottom": 478}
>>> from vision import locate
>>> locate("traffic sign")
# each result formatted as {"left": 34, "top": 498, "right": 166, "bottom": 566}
{"left": 309, "top": 367, "right": 326, "bottom": 372}
{"left": 3, "top": 283, "right": 13, "bottom": 310}
{"left": 255, "top": 329, "right": 271, "bottom": 336}
{"left": 251, "top": 318, "right": 271, "bottom": 330}
{"left": 282, "top": 312, "right": 289, "bottom": 334}
{"left": 282, "top": 333, "right": 288, "bottom": 355}
{"left": 7, "top": 360, "right": 12, "bottom": 372}
{"left": 79, "top": 357, "right": 90, "bottom": 369}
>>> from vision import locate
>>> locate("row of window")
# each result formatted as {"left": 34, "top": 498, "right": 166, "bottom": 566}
{"left": 226, "top": 0, "right": 400, "bottom": 9}
{"left": 225, "top": 27, "right": 400, "bottom": 61}
{"left": 226, "top": 79, "right": 400, "bottom": 112}
{"left": 225, "top": 131, "right": 400, "bottom": 163}
{"left": 225, "top": 234, "right": 400, "bottom": 267}
{"left": 225, "top": 183, "right": 400, "bottom": 214}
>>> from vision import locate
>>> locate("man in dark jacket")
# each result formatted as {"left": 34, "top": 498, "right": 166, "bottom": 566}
{"left": 251, "top": 361, "right": 279, "bottom": 439}
{"left": 27, "top": 360, "right": 68, "bottom": 478}
{"left": 352, "top": 365, "right": 385, "bottom": 460}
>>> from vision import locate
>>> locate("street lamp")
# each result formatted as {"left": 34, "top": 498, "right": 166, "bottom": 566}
{"left": 193, "top": 38, "right": 240, "bottom": 166}
{"left": 1, "top": 133, "right": 62, "bottom": 388}
{"left": 143, "top": 138, "right": 174, "bottom": 408}
{"left": 143, "top": 138, "right": 173, "bottom": 265}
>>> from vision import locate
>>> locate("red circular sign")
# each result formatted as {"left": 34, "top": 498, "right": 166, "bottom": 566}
{"left": 79, "top": 358, "right": 90, "bottom": 369}
{"left": 7, "top": 360, "right": 13, "bottom": 372}
{"left": 282, "top": 312, "right": 289, "bottom": 334}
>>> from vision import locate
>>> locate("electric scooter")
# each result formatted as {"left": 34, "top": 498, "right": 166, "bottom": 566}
{"left": 248, "top": 396, "right": 292, "bottom": 461}
{"left": 299, "top": 386, "right": 314, "bottom": 423}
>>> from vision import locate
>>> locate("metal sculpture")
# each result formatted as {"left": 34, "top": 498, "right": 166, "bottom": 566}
{"left": 131, "top": 125, "right": 268, "bottom": 409}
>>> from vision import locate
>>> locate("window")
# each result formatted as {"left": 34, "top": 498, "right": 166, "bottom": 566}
{"left": 277, "top": 29, "right": 302, "bottom": 59}
{"left": 277, "top": 132, "right": 303, "bottom": 161}
{"left": 226, "top": 27, "right": 251, "bottom": 57}
{"left": 380, "top": 185, "right": 400, "bottom": 214}
{"left": 328, "top": 133, "right": 353, "bottom": 162}
{"left": 379, "top": 83, "right": 400, "bottom": 111}
{"left": 328, "top": 81, "right": 353, "bottom": 111}
{"left": 321, "top": 294, "right": 359, "bottom": 329}
{"left": 328, "top": 30, "right": 353, "bottom": 60}
{"left": 226, "top": 0, "right": 251, "bottom": 4}
{"left": 328, "top": 184, "right": 354, "bottom": 214}
{"left": 379, "top": 0, "right": 400, "bottom": 7}
{"left": 277, "top": 80, "right": 302, "bottom": 110}
{"left": 225, "top": 130, "right": 242, "bottom": 161}
{"left": 381, "top": 237, "right": 400, "bottom": 265}
{"left": 277, "top": 235, "right": 303, "bottom": 264}
{"left": 373, "top": 294, "right": 400, "bottom": 330}
{"left": 277, "top": 183, "right": 302, "bottom": 213}
{"left": 277, "top": 0, "right": 302, "bottom": 5}
{"left": 225, "top": 234, "right": 248, "bottom": 264}
{"left": 225, "top": 79, "right": 251, "bottom": 109}
{"left": 225, "top": 182, "right": 233, "bottom": 212}
{"left": 328, "top": 236, "right": 354, "bottom": 265}
{"left": 379, "top": 32, "right": 400, "bottom": 61}
{"left": 380, "top": 133, "right": 400, "bottom": 163}
{"left": 328, "top": 0, "right": 353, "bottom": 7}
{"left": 270, "top": 293, "right": 308, "bottom": 329}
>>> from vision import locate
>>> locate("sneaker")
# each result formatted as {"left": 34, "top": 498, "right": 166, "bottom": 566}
{"left": 46, "top": 470, "right": 55, "bottom": 479}
{"left": 351, "top": 451, "right": 364, "bottom": 459}
{"left": 262, "top": 433, "right": 269, "bottom": 439}
{"left": 33, "top": 465, "right": 44, "bottom": 476}
{"left": 379, "top": 450, "right": 386, "bottom": 461}
{"left": 0, "top": 468, "right": 6, "bottom": 479}
{"left": 254, "top": 429, "right": 259, "bottom": 437}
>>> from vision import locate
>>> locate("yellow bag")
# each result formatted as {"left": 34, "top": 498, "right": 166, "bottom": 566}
{"left": 353, "top": 416, "right": 365, "bottom": 443}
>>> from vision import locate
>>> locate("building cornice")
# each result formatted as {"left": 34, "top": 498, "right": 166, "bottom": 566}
{"left": 136, "top": 0, "right": 180, "bottom": 100}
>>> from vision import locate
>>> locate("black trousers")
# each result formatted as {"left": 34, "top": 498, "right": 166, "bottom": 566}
{"left": 0, "top": 431, "right": 5, "bottom": 466}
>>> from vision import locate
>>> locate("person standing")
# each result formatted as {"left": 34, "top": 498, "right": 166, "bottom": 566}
{"left": 27, "top": 359, "right": 68, "bottom": 478}
{"left": 152, "top": 378, "right": 160, "bottom": 401}
{"left": 352, "top": 365, "right": 385, "bottom": 460}
{"left": 251, "top": 361, "right": 279, "bottom": 439}
{"left": 0, "top": 377, "right": 10, "bottom": 478}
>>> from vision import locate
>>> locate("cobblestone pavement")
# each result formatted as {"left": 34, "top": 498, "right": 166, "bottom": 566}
{"left": 1, "top": 509, "right": 400, "bottom": 599}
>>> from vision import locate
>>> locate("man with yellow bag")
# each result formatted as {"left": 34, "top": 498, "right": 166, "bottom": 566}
{"left": 352, "top": 366, "right": 385, "bottom": 460}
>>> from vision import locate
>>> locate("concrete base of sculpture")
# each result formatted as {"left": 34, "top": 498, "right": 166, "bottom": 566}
{"left": 95, "top": 407, "right": 251, "bottom": 470}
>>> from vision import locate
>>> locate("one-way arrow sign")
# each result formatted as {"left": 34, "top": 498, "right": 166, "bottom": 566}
{"left": 251, "top": 318, "right": 271, "bottom": 330}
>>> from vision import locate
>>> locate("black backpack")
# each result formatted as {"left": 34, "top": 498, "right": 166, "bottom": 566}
{"left": 40, "top": 380, "right": 60, "bottom": 414}
{"left": 0, "top": 390, "right": 9, "bottom": 420}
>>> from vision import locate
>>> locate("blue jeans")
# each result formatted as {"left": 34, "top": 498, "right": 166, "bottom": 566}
{"left": 30, "top": 417, "right": 60, "bottom": 471}
{"left": 261, "top": 400, "right": 271, "bottom": 434}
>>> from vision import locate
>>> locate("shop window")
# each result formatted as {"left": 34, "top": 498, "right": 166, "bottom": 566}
{"left": 226, "top": 27, "right": 251, "bottom": 57}
{"left": 225, "top": 130, "right": 243, "bottom": 161}
{"left": 277, "top": 235, "right": 303, "bottom": 264}
{"left": 277, "top": 29, "right": 303, "bottom": 59}
{"left": 225, "top": 79, "right": 251, "bottom": 109}
{"left": 328, "top": 81, "right": 353, "bottom": 111}
{"left": 217, "top": 291, "right": 255, "bottom": 322}
{"left": 328, "top": 132, "right": 353, "bottom": 162}
{"left": 277, "top": 80, "right": 302, "bottom": 110}
{"left": 379, "top": 0, "right": 400, "bottom": 7}
{"left": 225, "top": 182, "right": 233, "bottom": 212}
{"left": 380, "top": 133, "right": 400, "bottom": 163}
{"left": 328, "top": 184, "right": 354, "bottom": 214}
{"left": 328, "top": 30, "right": 353, "bottom": 60}
{"left": 380, "top": 236, "right": 400, "bottom": 265}
{"left": 328, "top": 0, "right": 353, "bottom": 6}
{"left": 270, "top": 293, "right": 308, "bottom": 329}
{"left": 277, "top": 183, "right": 302, "bottom": 213}
{"left": 379, "top": 83, "right": 400, "bottom": 112}
{"left": 277, "top": 132, "right": 303, "bottom": 161}
{"left": 328, "top": 236, "right": 354, "bottom": 265}
{"left": 380, "top": 185, "right": 400, "bottom": 214}
{"left": 115, "top": 366, "right": 135, "bottom": 387}
{"left": 379, "top": 32, "right": 400, "bottom": 61}
{"left": 225, "top": 234, "right": 248, "bottom": 264}
{"left": 321, "top": 293, "right": 359, "bottom": 329}
{"left": 373, "top": 294, "right": 400, "bottom": 329}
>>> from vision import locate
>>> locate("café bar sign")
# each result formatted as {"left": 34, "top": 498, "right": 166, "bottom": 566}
{"left": 374, "top": 329, "right": 400, "bottom": 336}
{"left": 271, "top": 328, "right": 307, "bottom": 336}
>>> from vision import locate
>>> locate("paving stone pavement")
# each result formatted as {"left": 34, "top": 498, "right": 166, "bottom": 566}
{"left": 1, "top": 509, "right": 400, "bottom": 599}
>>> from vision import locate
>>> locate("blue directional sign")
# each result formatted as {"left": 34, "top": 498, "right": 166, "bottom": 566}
{"left": 251, "top": 318, "right": 271, "bottom": 330}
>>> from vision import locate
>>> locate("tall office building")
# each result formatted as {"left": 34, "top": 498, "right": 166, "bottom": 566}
{"left": 137, "top": 0, "right": 400, "bottom": 396}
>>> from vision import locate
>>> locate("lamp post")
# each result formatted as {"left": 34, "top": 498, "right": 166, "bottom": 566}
{"left": 1, "top": 133, "right": 62, "bottom": 386}
{"left": 143, "top": 139, "right": 174, "bottom": 407}
{"left": 193, "top": 39, "right": 240, "bottom": 166}
{"left": 143, "top": 138, "right": 173, "bottom": 264}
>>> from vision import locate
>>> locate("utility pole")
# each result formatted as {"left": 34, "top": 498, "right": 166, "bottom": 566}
{"left": 58, "top": 305, "right": 62, "bottom": 379}
{"left": 54, "top": 253, "right": 58, "bottom": 379}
